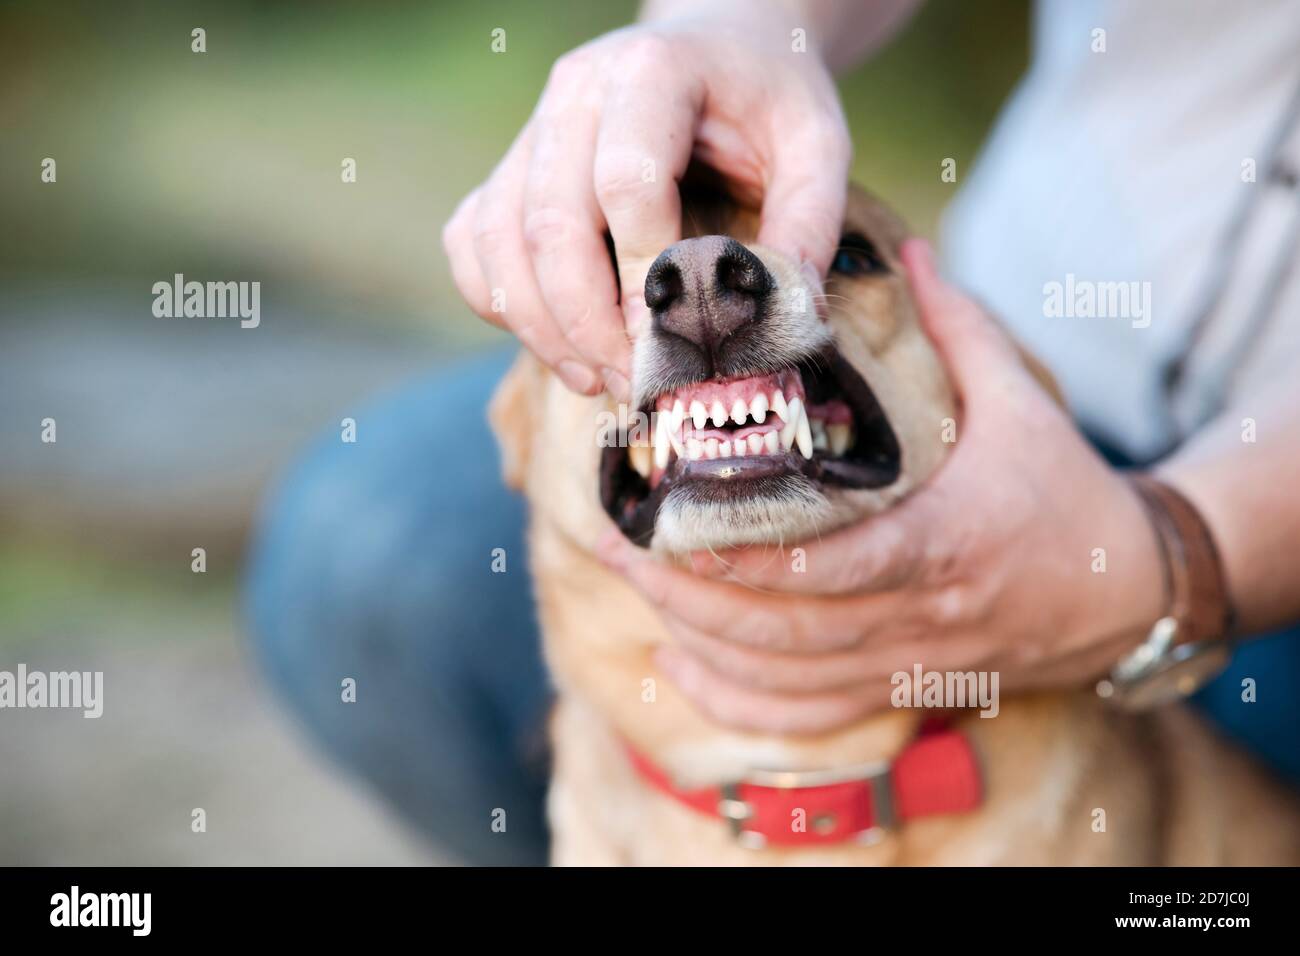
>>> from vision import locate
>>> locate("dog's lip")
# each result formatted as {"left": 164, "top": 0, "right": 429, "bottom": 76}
{"left": 610, "top": 455, "right": 807, "bottom": 545}
{"left": 677, "top": 452, "right": 801, "bottom": 482}
{"left": 609, "top": 448, "right": 900, "bottom": 547}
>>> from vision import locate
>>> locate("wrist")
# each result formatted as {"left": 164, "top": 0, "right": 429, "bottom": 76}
{"left": 638, "top": 0, "right": 837, "bottom": 62}
{"left": 1095, "top": 473, "right": 1237, "bottom": 708}
{"left": 1090, "top": 473, "right": 1169, "bottom": 652}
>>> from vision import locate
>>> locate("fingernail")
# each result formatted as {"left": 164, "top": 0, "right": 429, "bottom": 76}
{"left": 558, "top": 360, "right": 599, "bottom": 394}
{"left": 800, "top": 261, "right": 825, "bottom": 295}
{"left": 602, "top": 368, "right": 630, "bottom": 403}
{"left": 800, "top": 261, "right": 826, "bottom": 319}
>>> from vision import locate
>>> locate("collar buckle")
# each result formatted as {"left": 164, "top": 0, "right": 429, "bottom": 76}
{"left": 717, "top": 760, "right": 896, "bottom": 849}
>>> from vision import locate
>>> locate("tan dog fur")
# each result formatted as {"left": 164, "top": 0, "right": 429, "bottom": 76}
{"left": 490, "top": 186, "right": 1300, "bottom": 865}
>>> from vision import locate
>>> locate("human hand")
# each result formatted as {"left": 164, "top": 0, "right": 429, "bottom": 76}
{"left": 596, "top": 240, "right": 1166, "bottom": 734}
{"left": 441, "top": 11, "right": 851, "bottom": 400}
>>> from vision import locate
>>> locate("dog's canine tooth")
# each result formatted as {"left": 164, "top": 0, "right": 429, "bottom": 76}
{"left": 795, "top": 406, "right": 814, "bottom": 460}
{"left": 709, "top": 401, "right": 728, "bottom": 428}
{"left": 690, "top": 400, "right": 707, "bottom": 430}
{"left": 827, "top": 423, "right": 851, "bottom": 457}
{"left": 763, "top": 430, "right": 779, "bottom": 454}
{"left": 653, "top": 413, "right": 672, "bottom": 470}
{"left": 747, "top": 433, "right": 763, "bottom": 455}
{"left": 628, "top": 442, "right": 652, "bottom": 478}
{"left": 780, "top": 397, "right": 801, "bottom": 449}
{"left": 704, "top": 438, "right": 720, "bottom": 459}
{"left": 750, "top": 392, "right": 768, "bottom": 424}
{"left": 771, "top": 389, "right": 789, "bottom": 423}
{"left": 730, "top": 399, "right": 748, "bottom": 425}
{"left": 671, "top": 399, "right": 686, "bottom": 434}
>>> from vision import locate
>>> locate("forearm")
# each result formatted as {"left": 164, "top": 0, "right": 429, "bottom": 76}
{"left": 1157, "top": 371, "right": 1300, "bottom": 635}
{"left": 639, "top": 0, "right": 923, "bottom": 72}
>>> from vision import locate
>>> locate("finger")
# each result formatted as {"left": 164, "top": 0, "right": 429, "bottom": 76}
{"left": 656, "top": 647, "right": 887, "bottom": 735}
{"left": 667, "top": 619, "right": 899, "bottom": 693}
{"left": 593, "top": 53, "right": 700, "bottom": 335}
{"left": 1009, "top": 629, "right": 1139, "bottom": 693}
{"left": 474, "top": 130, "right": 602, "bottom": 395}
{"left": 899, "top": 239, "right": 1028, "bottom": 407}
{"left": 756, "top": 112, "right": 851, "bottom": 282}
{"left": 441, "top": 189, "right": 501, "bottom": 328}
{"left": 596, "top": 531, "right": 876, "bottom": 652}
{"left": 524, "top": 94, "right": 631, "bottom": 397}
{"left": 685, "top": 506, "right": 927, "bottom": 595}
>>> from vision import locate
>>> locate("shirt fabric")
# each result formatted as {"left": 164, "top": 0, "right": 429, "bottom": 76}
{"left": 943, "top": 0, "right": 1300, "bottom": 461}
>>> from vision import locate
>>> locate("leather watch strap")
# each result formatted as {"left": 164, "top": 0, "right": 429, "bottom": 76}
{"left": 1126, "top": 474, "right": 1235, "bottom": 646}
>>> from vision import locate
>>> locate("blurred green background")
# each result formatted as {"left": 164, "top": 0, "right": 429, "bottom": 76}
{"left": 0, "top": 0, "right": 1027, "bottom": 864}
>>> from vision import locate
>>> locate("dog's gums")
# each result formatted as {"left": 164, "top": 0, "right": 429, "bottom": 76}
{"left": 645, "top": 368, "right": 811, "bottom": 477}
{"left": 600, "top": 348, "right": 902, "bottom": 547}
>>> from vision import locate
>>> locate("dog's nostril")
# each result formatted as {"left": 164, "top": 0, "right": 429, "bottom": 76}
{"left": 715, "top": 244, "right": 772, "bottom": 298}
{"left": 644, "top": 258, "right": 683, "bottom": 312}
{"left": 645, "top": 236, "right": 774, "bottom": 376}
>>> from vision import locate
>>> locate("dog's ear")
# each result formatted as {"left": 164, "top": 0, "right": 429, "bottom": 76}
{"left": 489, "top": 350, "right": 542, "bottom": 492}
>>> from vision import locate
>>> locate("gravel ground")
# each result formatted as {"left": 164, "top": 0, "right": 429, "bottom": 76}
{"left": 0, "top": 624, "right": 442, "bottom": 865}
{"left": 0, "top": 292, "right": 474, "bottom": 865}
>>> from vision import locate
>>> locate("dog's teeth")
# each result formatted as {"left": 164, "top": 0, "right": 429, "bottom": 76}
{"left": 690, "top": 400, "right": 707, "bottom": 430}
{"left": 733, "top": 437, "right": 747, "bottom": 456}
{"left": 780, "top": 397, "right": 801, "bottom": 450}
{"left": 710, "top": 401, "right": 728, "bottom": 428}
{"left": 771, "top": 389, "right": 789, "bottom": 423}
{"left": 686, "top": 437, "right": 703, "bottom": 461}
{"left": 653, "top": 413, "right": 672, "bottom": 470}
{"left": 628, "top": 442, "right": 652, "bottom": 478}
{"left": 763, "top": 430, "right": 779, "bottom": 454}
{"left": 795, "top": 407, "right": 814, "bottom": 460}
{"left": 812, "top": 419, "right": 829, "bottom": 451}
{"left": 719, "top": 440, "right": 731, "bottom": 458}
{"left": 704, "top": 438, "right": 720, "bottom": 459}
{"left": 827, "top": 423, "right": 851, "bottom": 457}
{"left": 730, "top": 399, "right": 747, "bottom": 424}
{"left": 746, "top": 433, "right": 763, "bottom": 455}
{"left": 749, "top": 393, "right": 768, "bottom": 424}
{"left": 671, "top": 399, "right": 685, "bottom": 433}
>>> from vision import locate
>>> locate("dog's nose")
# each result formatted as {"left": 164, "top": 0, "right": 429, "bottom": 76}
{"left": 644, "top": 237, "right": 773, "bottom": 373}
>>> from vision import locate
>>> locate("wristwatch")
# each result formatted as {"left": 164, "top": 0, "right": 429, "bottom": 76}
{"left": 1096, "top": 474, "right": 1236, "bottom": 710}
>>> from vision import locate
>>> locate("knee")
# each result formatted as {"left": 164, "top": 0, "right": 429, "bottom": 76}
{"left": 244, "top": 431, "right": 383, "bottom": 719}
{"left": 242, "top": 356, "right": 535, "bottom": 727}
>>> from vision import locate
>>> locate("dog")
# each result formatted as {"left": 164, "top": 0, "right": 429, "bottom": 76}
{"left": 489, "top": 178, "right": 1300, "bottom": 865}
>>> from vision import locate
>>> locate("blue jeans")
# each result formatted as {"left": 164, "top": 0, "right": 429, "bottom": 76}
{"left": 245, "top": 351, "right": 1299, "bottom": 866}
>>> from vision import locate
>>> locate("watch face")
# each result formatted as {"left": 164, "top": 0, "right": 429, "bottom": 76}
{"left": 1114, "top": 642, "right": 1233, "bottom": 710}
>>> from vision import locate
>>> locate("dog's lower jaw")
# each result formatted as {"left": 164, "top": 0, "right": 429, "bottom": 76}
{"left": 650, "top": 478, "right": 832, "bottom": 553}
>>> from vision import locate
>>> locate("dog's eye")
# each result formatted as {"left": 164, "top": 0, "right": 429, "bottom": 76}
{"left": 830, "top": 234, "right": 887, "bottom": 276}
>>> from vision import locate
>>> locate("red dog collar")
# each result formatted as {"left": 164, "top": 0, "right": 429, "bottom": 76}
{"left": 626, "top": 726, "right": 981, "bottom": 848}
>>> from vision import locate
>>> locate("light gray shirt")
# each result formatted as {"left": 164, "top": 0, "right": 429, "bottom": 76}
{"left": 943, "top": 0, "right": 1300, "bottom": 460}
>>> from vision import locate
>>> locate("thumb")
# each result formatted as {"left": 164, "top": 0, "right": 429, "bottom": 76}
{"left": 899, "top": 238, "right": 1029, "bottom": 406}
